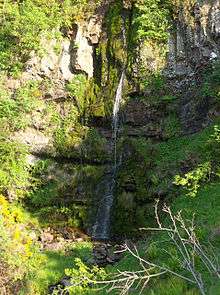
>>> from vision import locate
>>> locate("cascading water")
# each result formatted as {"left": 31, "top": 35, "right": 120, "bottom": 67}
{"left": 112, "top": 70, "right": 125, "bottom": 168}
{"left": 91, "top": 14, "right": 126, "bottom": 240}
{"left": 91, "top": 71, "right": 125, "bottom": 240}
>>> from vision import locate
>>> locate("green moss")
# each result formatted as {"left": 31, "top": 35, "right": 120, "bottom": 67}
{"left": 163, "top": 112, "right": 181, "bottom": 139}
{"left": 28, "top": 159, "right": 105, "bottom": 229}
{"left": 54, "top": 124, "right": 109, "bottom": 163}
{"left": 113, "top": 138, "right": 156, "bottom": 234}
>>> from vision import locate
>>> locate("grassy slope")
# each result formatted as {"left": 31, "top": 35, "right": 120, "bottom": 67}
{"left": 21, "top": 242, "right": 93, "bottom": 294}
{"left": 100, "top": 122, "right": 220, "bottom": 295}
{"left": 21, "top": 122, "right": 220, "bottom": 294}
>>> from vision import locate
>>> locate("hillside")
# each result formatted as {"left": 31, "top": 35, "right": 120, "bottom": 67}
{"left": 1, "top": 0, "right": 220, "bottom": 294}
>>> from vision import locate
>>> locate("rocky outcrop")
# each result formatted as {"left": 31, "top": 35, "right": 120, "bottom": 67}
{"left": 167, "top": 0, "right": 220, "bottom": 78}
{"left": 123, "top": 100, "right": 164, "bottom": 138}
{"left": 71, "top": 24, "right": 94, "bottom": 77}
{"left": 12, "top": 127, "right": 54, "bottom": 154}
{"left": 25, "top": 38, "right": 74, "bottom": 82}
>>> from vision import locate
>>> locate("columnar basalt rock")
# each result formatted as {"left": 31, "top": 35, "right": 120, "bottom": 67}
{"left": 167, "top": 0, "right": 220, "bottom": 78}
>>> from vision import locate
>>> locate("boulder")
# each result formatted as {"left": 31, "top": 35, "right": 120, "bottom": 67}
{"left": 71, "top": 24, "right": 94, "bottom": 77}
{"left": 12, "top": 127, "right": 54, "bottom": 154}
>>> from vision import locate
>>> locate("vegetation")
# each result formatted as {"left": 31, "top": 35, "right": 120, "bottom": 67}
{"left": 1, "top": 0, "right": 220, "bottom": 294}
{"left": 132, "top": 0, "right": 171, "bottom": 43}
{"left": 0, "top": 0, "right": 101, "bottom": 75}
{"left": 0, "top": 196, "right": 42, "bottom": 293}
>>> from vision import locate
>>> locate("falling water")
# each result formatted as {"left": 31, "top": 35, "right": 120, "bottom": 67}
{"left": 91, "top": 71, "right": 125, "bottom": 240}
{"left": 112, "top": 70, "right": 125, "bottom": 168}
{"left": 91, "top": 15, "right": 126, "bottom": 240}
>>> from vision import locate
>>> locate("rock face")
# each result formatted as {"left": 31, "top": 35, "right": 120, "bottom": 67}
{"left": 71, "top": 15, "right": 104, "bottom": 77}
{"left": 25, "top": 37, "right": 74, "bottom": 82}
{"left": 71, "top": 24, "right": 94, "bottom": 77}
{"left": 5, "top": 0, "right": 220, "bottom": 236}
{"left": 12, "top": 127, "right": 54, "bottom": 154}
{"left": 123, "top": 100, "right": 164, "bottom": 138}
{"left": 167, "top": 0, "right": 220, "bottom": 78}
{"left": 162, "top": 0, "right": 220, "bottom": 134}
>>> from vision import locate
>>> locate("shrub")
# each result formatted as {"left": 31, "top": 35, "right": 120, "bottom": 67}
{"left": 64, "top": 258, "right": 107, "bottom": 294}
{"left": 0, "top": 196, "right": 42, "bottom": 292}
{"left": 174, "top": 162, "right": 212, "bottom": 197}
{"left": 0, "top": 80, "right": 42, "bottom": 131}
{"left": 0, "top": 134, "right": 30, "bottom": 200}
{"left": 132, "top": 0, "right": 171, "bottom": 43}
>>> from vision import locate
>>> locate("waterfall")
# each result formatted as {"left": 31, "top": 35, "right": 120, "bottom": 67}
{"left": 91, "top": 16, "right": 126, "bottom": 240}
{"left": 112, "top": 70, "right": 125, "bottom": 168}
{"left": 91, "top": 71, "right": 125, "bottom": 240}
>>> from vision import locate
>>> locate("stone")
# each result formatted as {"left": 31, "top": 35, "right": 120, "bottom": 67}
{"left": 180, "top": 94, "right": 210, "bottom": 134}
{"left": 59, "top": 39, "right": 74, "bottom": 81}
{"left": 12, "top": 127, "right": 54, "bottom": 154}
{"left": 86, "top": 16, "right": 102, "bottom": 44}
{"left": 71, "top": 24, "right": 94, "bottom": 77}
{"left": 40, "top": 231, "right": 54, "bottom": 244}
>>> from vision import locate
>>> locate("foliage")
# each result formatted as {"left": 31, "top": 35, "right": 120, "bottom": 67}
{"left": 138, "top": 72, "right": 174, "bottom": 102}
{"left": 132, "top": 0, "right": 171, "bottom": 43}
{"left": 64, "top": 258, "right": 107, "bottom": 294}
{"left": 54, "top": 122, "right": 85, "bottom": 158}
{"left": 0, "top": 134, "right": 30, "bottom": 199}
{"left": 67, "top": 74, "right": 89, "bottom": 119}
{"left": 0, "top": 196, "right": 42, "bottom": 292}
{"left": 174, "top": 162, "right": 211, "bottom": 197}
{"left": 0, "top": 80, "right": 42, "bottom": 131}
{"left": 211, "top": 125, "right": 220, "bottom": 143}
{"left": 67, "top": 75, "right": 106, "bottom": 121}
{"left": 206, "top": 125, "right": 220, "bottom": 166}
{"left": 54, "top": 113, "right": 108, "bottom": 162}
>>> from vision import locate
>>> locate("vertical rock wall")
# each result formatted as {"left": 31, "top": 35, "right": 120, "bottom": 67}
{"left": 167, "top": 0, "right": 220, "bottom": 78}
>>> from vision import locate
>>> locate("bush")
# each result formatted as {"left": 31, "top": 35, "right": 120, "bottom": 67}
{"left": 64, "top": 258, "right": 107, "bottom": 294}
{"left": 0, "top": 196, "right": 42, "bottom": 293}
{"left": 0, "top": 134, "right": 30, "bottom": 200}
{"left": 0, "top": 80, "right": 42, "bottom": 131}
{"left": 132, "top": 0, "right": 171, "bottom": 43}
{"left": 174, "top": 162, "right": 212, "bottom": 197}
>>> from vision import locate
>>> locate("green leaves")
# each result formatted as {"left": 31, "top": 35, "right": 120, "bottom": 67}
{"left": 0, "top": 134, "right": 30, "bottom": 199}
{"left": 0, "top": 80, "right": 42, "bottom": 131}
{"left": 133, "top": 0, "right": 171, "bottom": 43}
{"left": 65, "top": 258, "right": 107, "bottom": 293}
{"left": 174, "top": 162, "right": 212, "bottom": 197}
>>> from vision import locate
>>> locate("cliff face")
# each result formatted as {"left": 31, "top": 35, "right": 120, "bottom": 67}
{"left": 3, "top": 0, "right": 220, "bottom": 235}
{"left": 168, "top": 0, "right": 220, "bottom": 78}
{"left": 164, "top": 1, "right": 220, "bottom": 135}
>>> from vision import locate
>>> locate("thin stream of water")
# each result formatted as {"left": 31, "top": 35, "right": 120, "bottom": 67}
{"left": 112, "top": 70, "right": 125, "bottom": 169}
{"left": 91, "top": 18, "right": 126, "bottom": 240}
{"left": 91, "top": 71, "right": 125, "bottom": 240}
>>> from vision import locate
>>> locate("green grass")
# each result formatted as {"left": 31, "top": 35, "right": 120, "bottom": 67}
{"left": 172, "top": 182, "right": 220, "bottom": 237}
{"left": 155, "top": 124, "right": 212, "bottom": 166}
{"left": 96, "top": 123, "right": 220, "bottom": 295}
{"left": 21, "top": 241, "right": 93, "bottom": 295}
